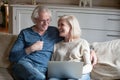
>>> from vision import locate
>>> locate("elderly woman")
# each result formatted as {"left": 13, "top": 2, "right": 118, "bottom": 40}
{"left": 49, "top": 15, "right": 93, "bottom": 80}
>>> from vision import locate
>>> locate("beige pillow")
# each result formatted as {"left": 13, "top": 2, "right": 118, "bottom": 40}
{"left": 90, "top": 39, "right": 120, "bottom": 80}
{"left": 0, "top": 32, "right": 17, "bottom": 68}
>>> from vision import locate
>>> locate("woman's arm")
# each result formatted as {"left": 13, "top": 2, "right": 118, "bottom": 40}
{"left": 82, "top": 52, "right": 93, "bottom": 74}
{"left": 81, "top": 40, "right": 93, "bottom": 74}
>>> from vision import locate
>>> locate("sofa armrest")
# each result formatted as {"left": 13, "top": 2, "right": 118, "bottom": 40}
{"left": 90, "top": 39, "right": 120, "bottom": 80}
{"left": 0, "top": 32, "right": 17, "bottom": 68}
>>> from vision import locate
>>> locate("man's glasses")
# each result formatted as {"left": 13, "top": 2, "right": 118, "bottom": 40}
{"left": 38, "top": 19, "right": 51, "bottom": 24}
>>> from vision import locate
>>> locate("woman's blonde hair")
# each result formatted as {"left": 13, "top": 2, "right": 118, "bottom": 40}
{"left": 58, "top": 15, "right": 82, "bottom": 40}
{"left": 31, "top": 6, "right": 52, "bottom": 24}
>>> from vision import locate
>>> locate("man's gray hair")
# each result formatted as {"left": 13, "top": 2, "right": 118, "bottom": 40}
{"left": 31, "top": 6, "right": 52, "bottom": 24}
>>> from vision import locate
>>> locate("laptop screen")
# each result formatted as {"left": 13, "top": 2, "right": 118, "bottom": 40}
{"left": 48, "top": 61, "right": 83, "bottom": 79}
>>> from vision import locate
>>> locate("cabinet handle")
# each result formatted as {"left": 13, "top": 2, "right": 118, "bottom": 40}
{"left": 107, "top": 18, "right": 120, "bottom": 21}
{"left": 107, "top": 34, "right": 120, "bottom": 37}
{"left": 15, "top": 16, "right": 16, "bottom": 20}
{"left": 58, "top": 16, "right": 61, "bottom": 18}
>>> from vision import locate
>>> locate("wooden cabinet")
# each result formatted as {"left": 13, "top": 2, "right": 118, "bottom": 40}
{"left": 9, "top": 5, "right": 34, "bottom": 34}
{"left": 9, "top": 4, "right": 120, "bottom": 43}
{"left": 53, "top": 8, "right": 120, "bottom": 42}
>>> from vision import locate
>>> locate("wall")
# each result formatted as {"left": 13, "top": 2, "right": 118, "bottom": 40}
{"left": 9, "top": 0, "right": 78, "bottom": 5}
{"left": 93, "top": 0, "right": 120, "bottom": 8}
{"left": 9, "top": 0, "right": 120, "bottom": 8}
{"left": 0, "top": 12, "right": 2, "bottom": 24}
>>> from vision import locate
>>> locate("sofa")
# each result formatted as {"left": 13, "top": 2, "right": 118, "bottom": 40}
{"left": 0, "top": 32, "right": 17, "bottom": 80}
{"left": 0, "top": 32, "right": 120, "bottom": 80}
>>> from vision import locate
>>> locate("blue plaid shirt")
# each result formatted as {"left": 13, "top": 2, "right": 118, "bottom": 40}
{"left": 9, "top": 26, "right": 62, "bottom": 68}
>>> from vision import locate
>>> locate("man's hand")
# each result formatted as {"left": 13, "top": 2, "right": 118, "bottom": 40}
{"left": 25, "top": 41, "right": 43, "bottom": 54}
{"left": 90, "top": 50, "right": 97, "bottom": 66}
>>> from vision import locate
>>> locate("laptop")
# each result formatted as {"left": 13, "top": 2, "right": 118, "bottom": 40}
{"left": 48, "top": 61, "right": 83, "bottom": 79}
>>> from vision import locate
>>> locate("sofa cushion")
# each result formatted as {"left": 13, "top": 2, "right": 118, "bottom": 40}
{"left": 0, "top": 68, "right": 13, "bottom": 80}
{"left": 90, "top": 39, "right": 120, "bottom": 80}
{"left": 0, "top": 32, "right": 17, "bottom": 68}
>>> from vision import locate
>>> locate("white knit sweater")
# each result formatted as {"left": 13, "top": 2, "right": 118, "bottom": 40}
{"left": 51, "top": 38, "right": 92, "bottom": 74}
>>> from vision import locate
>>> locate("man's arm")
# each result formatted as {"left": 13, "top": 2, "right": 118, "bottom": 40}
{"left": 90, "top": 49, "right": 97, "bottom": 66}
{"left": 9, "top": 32, "right": 27, "bottom": 62}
